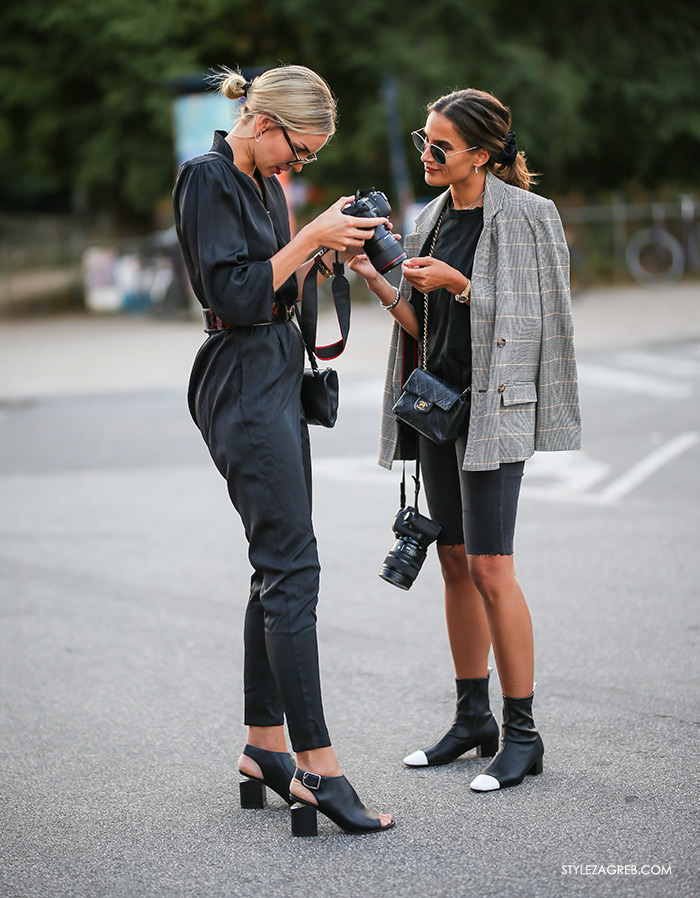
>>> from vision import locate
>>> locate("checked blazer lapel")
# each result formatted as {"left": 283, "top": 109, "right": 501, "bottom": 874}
{"left": 399, "top": 190, "right": 451, "bottom": 300}
{"left": 402, "top": 172, "right": 505, "bottom": 270}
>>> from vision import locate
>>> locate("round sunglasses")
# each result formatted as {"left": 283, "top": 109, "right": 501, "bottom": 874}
{"left": 411, "top": 129, "right": 480, "bottom": 166}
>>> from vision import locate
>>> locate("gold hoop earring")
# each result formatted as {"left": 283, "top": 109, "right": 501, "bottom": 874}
{"left": 254, "top": 131, "right": 262, "bottom": 142}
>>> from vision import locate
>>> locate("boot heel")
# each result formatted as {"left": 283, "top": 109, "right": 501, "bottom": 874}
{"left": 290, "top": 802, "right": 318, "bottom": 837}
{"left": 477, "top": 734, "right": 500, "bottom": 758}
{"left": 528, "top": 757, "right": 544, "bottom": 776}
{"left": 240, "top": 778, "right": 267, "bottom": 809}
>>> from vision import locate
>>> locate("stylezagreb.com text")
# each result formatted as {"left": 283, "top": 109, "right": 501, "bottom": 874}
{"left": 562, "top": 865, "right": 671, "bottom": 876}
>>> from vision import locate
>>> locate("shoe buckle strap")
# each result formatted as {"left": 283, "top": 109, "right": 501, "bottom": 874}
{"left": 301, "top": 771, "right": 321, "bottom": 790}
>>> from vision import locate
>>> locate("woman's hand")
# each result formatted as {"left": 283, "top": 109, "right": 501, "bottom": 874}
{"left": 401, "top": 257, "right": 467, "bottom": 295}
{"left": 302, "top": 197, "right": 388, "bottom": 253}
{"left": 347, "top": 251, "right": 379, "bottom": 282}
{"left": 345, "top": 224, "right": 402, "bottom": 281}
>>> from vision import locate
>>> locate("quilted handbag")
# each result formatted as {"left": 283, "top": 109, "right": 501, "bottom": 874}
{"left": 392, "top": 207, "right": 471, "bottom": 444}
{"left": 393, "top": 367, "right": 470, "bottom": 444}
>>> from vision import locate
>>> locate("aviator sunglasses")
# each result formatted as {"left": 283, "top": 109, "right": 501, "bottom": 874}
{"left": 411, "top": 129, "right": 480, "bottom": 166}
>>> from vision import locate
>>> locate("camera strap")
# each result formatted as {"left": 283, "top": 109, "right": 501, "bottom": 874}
{"left": 298, "top": 254, "right": 351, "bottom": 361}
{"left": 400, "top": 441, "right": 422, "bottom": 511}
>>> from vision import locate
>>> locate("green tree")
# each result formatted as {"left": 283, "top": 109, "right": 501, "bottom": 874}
{"left": 1, "top": 0, "right": 699, "bottom": 219}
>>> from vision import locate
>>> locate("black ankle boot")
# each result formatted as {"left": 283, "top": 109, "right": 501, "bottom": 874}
{"left": 403, "top": 673, "right": 499, "bottom": 767}
{"left": 470, "top": 692, "right": 544, "bottom": 791}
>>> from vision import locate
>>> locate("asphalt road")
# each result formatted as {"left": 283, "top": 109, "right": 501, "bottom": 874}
{"left": 1, "top": 293, "right": 699, "bottom": 898}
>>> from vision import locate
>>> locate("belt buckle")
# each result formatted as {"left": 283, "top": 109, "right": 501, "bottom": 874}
{"left": 301, "top": 771, "right": 321, "bottom": 790}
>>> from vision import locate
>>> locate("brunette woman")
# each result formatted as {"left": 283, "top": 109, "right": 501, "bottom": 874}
{"left": 350, "top": 88, "right": 580, "bottom": 791}
{"left": 174, "top": 64, "right": 393, "bottom": 833}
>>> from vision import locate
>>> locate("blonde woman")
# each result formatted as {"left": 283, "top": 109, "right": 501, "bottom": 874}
{"left": 350, "top": 88, "right": 581, "bottom": 792}
{"left": 173, "top": 65, "right": 393, "bottom": 834}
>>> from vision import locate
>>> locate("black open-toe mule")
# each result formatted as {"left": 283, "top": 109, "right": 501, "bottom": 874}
{"left": 238, "top": 744, "right": 296, "bottom": 808}
{"left": 289, "top": 767, "right": 395, "bottom": 836}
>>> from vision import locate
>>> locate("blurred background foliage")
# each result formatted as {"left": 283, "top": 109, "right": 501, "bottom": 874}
{"left": 1, "top": 0, "right": 699, "bottom": 223}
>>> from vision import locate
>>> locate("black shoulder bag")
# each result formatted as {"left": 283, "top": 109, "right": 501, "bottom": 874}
{"left": 297, "top": 254, "right": 350, "bottom": 428}
{"left": 392, "top": 209, "right": 471, "bottom": 444}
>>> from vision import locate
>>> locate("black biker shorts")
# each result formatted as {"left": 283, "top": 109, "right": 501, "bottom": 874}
{"left": 419, "top": 434, "right": 525, "bottom": 555}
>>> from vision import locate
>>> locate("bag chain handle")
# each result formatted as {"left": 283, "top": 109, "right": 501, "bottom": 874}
{"left": 422, "top": 207, "right": 446, "bottom": 372}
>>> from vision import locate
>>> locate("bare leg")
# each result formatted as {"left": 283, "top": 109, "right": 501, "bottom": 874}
{"left": 240, "top": 730, "right": 392, "bottom": 827}
{"left": 238, "top": 725, "right": 290, "bottom": 779}
{"left": 467, "top": 554, "right": 534, "bottom": 698}
{"left": 289, "top": 747, "right": 392, "bottom": 827}
{"left": 438, "top": 544, "right": 491, "bottom": 678}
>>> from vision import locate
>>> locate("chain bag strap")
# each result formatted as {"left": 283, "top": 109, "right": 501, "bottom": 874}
{"left": 421, "top": 207, "right": 445, "bottom": 372}
{"left": 392, "top": 205, "right": 472, "bottom": 444}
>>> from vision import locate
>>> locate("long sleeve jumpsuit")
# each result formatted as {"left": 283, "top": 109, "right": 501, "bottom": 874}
{"left": 173, "top": 131, "right": 330, "bottom": 751}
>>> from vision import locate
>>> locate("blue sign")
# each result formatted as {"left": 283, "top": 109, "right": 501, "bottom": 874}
{"left": 172, "top": 93, "right": 243, "bottom": 166}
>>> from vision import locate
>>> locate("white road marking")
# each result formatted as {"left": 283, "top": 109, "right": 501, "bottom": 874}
{"left": 337, "top": 379, "right": 385, "bottom": 409}
{"left": 523, "top": 451, "right": 609, "bottom": 493}
{"left": 577, "top": 362, "right": 692, "bottom": 398}
{"left": 613, "top": 351, "right": 700, "bottom": 378}
{"left": 313, "top": 435, "right": 699, "bottom": 506}
{"left": 313, "top": 455, "right": 401, "bottom": 485}
{"left": 596, "top": 431, "right": 699, "bottom": 504}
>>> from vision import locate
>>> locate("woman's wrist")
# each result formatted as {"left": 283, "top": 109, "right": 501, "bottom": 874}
{"left": 378, "top": 288, "right": 401, "bottom": 311}
{"left": 296, "top": 221, "right": 326, "bottom": 258}
{"left": 451, "top": 274, "right": 470, "bottom": 295}
{"left": 367, "top": 273, "right": 389, "bottom": 294}
{"left": 315, "top": 251, "right": 333, "bottom": 279}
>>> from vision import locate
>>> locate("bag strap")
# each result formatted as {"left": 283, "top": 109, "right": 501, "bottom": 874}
{"left": 421, "top": 208, "right": 446, "bottom": 372}
{"left": 299, "top": 255, "right": 351, "bottom": 361}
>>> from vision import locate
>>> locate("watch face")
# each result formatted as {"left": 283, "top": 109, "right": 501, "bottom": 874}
{"left": 455, "top": 281, "right": 471, "bottom": 303}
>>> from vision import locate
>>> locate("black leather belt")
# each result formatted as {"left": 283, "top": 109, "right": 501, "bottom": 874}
{"left": 202, "top": 302, "right": 294, "bottom": 333}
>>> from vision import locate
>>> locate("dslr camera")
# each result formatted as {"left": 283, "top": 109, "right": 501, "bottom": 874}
{"left": 379, "top": 506, "right": 442, "bottom": 590}
{"left": 342, "top": 188, "right": 407, "bottom": 274}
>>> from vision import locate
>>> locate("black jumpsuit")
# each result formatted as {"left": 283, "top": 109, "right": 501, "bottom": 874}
{"left": 173, "top": 131, "right": 330, "bottom": 751}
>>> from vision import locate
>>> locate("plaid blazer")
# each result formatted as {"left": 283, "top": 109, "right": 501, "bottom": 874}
{"left": 379, "top": 172, "right": 581, "bottom": 472}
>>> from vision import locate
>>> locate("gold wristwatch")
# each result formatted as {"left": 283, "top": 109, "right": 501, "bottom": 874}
{"left": 454, "top": 279, "right": 472, "bottom": 303}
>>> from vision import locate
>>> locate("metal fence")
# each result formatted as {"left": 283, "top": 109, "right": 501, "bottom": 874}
{"left": 2, "top": 195, "right": 699, "bottom": 314}
{"left": 560, "top": 194, "right": 700, "bottom": 289}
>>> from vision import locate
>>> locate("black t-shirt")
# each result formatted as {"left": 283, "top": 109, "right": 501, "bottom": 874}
{"left": 409, "top": 203, "right": 483, "bottom": 390}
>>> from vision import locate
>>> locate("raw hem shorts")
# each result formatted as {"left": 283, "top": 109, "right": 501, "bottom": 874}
{"left": 419, "top": 434, "right": 524, "bottom": 555}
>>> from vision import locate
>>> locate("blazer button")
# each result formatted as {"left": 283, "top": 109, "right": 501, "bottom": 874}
{"left": 497, "top": 384, "right": 506, "bottom": 394}
{"left": 496, "top": 338, "right": 506, "bottom": 347}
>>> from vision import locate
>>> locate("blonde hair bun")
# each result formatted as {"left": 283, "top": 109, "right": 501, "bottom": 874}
{"left": 210, "top": 63, "right": 336, "bottom": 136}
{"left": 211, "top": 67, "right": 248, "bottom": 101}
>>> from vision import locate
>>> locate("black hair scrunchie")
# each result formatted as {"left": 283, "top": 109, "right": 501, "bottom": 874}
{"left": 242, "top": 80, "right": 253, "bottom": 94}
{"left": 498, "top": 130, "right": 518, "bottom": 166}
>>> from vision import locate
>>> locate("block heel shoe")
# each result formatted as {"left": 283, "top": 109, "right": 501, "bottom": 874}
{"left": 470, "top": 692, "right": 544, "bottom": 792}
{"left": 289, "top": 768, "right": 395, "bottom": 836}
{"left": 403, "top": 673, "right": 499, "bottom": 767}
{"left": 238, "top": 743, "right": 296, "bottom": 807}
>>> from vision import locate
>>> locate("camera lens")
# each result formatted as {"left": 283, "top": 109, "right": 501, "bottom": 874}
{"left": 378, "top": 535, "right": 428, "bottom": 590}
{"left": 342, "top": 188, "right": 407, "bottom": 274}
{"left": 364, "top": 225, "right": 408, "bottom": 274}
{"left": 379, "top": 506, "right": 441, "bottom": 590}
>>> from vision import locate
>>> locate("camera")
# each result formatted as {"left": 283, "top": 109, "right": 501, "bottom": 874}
{"left": 379, "top": 506, "right": 442, "bottom": 590}
{"left": 342, "top": 188, "right": 407, "bottom": 274}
